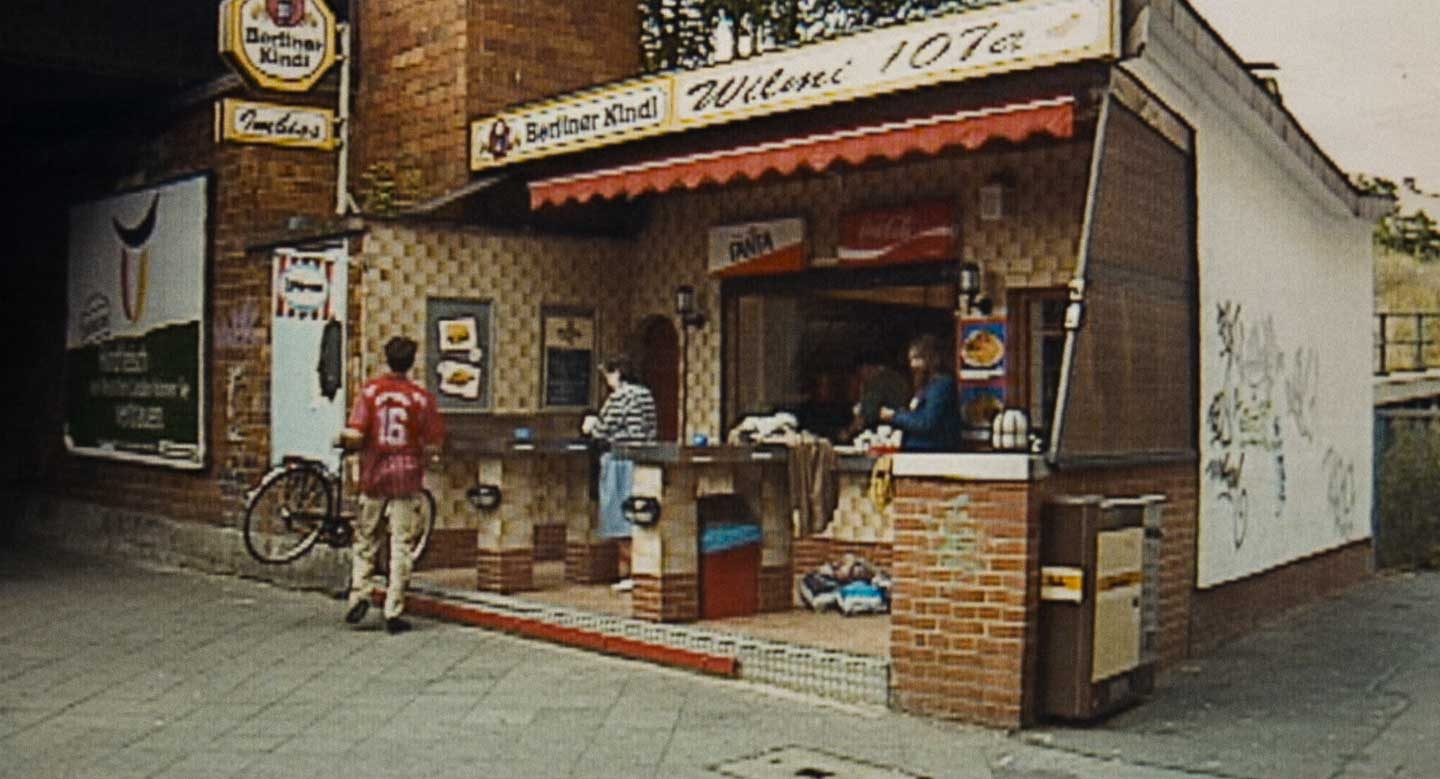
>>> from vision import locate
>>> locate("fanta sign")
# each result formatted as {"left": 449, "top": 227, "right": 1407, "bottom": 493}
{"left": 220, "top": 0, "right": 337, "bottom": 93}
{"left": 707, "top": 218, "right": 807, "bottom": 278}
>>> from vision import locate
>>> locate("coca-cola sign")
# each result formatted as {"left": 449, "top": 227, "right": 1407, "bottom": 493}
{"left": 837, "top": 201, "right": 957, "bottom": 266}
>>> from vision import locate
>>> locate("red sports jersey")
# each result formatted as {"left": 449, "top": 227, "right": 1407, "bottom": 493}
{"left": 347, "top": 373, "right": 445, "bottom": 497}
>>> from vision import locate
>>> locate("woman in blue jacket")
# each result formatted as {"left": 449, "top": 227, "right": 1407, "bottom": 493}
{"left": 879, "top": 334, "right": 962, "bottom": 452}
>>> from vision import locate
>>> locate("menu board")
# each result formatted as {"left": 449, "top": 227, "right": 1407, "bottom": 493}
{"left": 425, "top": 297, "right": 492, "bottom": 412}
{"left": 541, "top": 306, "right": 595, "bottom": 409}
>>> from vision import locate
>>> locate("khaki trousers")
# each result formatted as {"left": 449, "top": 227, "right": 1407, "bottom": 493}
{"left": 348, "top": 493, "right": 425, "bottom": 619}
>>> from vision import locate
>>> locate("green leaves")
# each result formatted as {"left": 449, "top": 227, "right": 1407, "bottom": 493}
{"left": 1358, "top": 175, "right": 1440, "bottom": 263}
{"left": 639, "top": 0, "right": 1008, "bottom": 71}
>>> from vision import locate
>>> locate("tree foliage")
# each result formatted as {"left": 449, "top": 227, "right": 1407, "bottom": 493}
{"left": 639, "top": 0, "right": 1007, "bottom": 71}
{"left": 1357, "top": 175, "right": 1440, "bottom": 263}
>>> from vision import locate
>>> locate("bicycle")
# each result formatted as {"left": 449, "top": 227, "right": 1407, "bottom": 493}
{"left": 242, "top": 453, "right": 437, "bottom": 566}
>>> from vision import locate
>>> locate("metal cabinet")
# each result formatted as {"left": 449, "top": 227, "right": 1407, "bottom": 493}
{"left": 1039, "top": 494, "right": 1163, "bottom": 720}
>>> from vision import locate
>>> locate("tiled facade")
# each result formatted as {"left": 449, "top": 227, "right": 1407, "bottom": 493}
{"left": 633, "top": 140, "right": 1092, "bottom": 443}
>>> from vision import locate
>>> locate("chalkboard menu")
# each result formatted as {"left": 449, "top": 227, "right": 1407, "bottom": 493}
{"left": 425, "top": 297, "right": 492, "bottom": 413}
{"left": 541, "top": 306, "right": 595, "bottom": 409}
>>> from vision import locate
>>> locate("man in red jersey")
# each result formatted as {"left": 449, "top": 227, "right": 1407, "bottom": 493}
{"left": 336, "top": 336, "right": 445, "bottom": 634}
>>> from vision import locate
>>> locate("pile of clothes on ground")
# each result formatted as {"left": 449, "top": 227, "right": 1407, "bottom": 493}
{"left": 797, "top": 553, "right": 892, "bottom": 616}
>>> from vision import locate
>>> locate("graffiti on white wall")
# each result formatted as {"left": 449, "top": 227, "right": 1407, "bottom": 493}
{"left": 1203, "top": 301, "right": 1359, "bottom": 555}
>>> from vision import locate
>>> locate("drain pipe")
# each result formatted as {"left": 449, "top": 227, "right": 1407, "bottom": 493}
{"left": 1046, "top": 88, "right": 1113, "bottom": 465}
{"left": 335, "top": 21, "right": 354, "bottom": 216}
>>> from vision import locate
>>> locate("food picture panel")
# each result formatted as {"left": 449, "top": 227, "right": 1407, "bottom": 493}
{"left": 959, "top": 317, "right": 1006, "bottom": 379}
{"left": 424, "top": 298, "right": 492, "bottom": 412}
{"left": 437, "top": 316, "right": 478, "bottom": 353}
{"left": 959, "top": 381, "right": 1006, "bottom": 431}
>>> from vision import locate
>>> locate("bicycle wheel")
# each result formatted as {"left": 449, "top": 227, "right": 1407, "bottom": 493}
{"left": 382, "top": 489, "right": 437, "bottom": 565}
{"left": 243, "top": 464, "right": 333, "bottom": 564}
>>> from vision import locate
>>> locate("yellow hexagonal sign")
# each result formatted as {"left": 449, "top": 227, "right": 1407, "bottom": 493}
{"left": 219, "top": 0, "right": 337, "bottom": 93}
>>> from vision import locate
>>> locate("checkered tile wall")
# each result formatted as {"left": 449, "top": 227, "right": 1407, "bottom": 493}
{"left": 357, "top": 139, "right": 1089, "bottom": 538}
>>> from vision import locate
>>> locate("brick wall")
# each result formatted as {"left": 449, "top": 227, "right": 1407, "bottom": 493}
{"left": 1188, "top": 541, "right": 1372, "bottom": 655}
{"left": 353, "top": 0, "right": 470, "bottom": 202}
{"left": 352, "top": 0, "right": 641, "bottom": 206}
{"left": 888, "top": 476, "right": 1038, "bottom": 728}
{"left": 47, "top": 103, "right": 339, "bottom": 529}
{"left": 467, "top": 1, "right": 641, "bottom": 118}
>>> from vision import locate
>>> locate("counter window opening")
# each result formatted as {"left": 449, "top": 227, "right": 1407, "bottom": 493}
{"left": 720, "top": 264, "right": 958, "bottom": 444}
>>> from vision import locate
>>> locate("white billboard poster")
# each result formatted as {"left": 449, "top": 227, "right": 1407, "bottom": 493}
{"left": 1125, "top": 21, "right": 1374, "bottom": 587}
{"left": 65, "top": 175, "right": 209, "bottom": 469}
{"left": 270, "top": 246, "right": 348, "bottom": 468}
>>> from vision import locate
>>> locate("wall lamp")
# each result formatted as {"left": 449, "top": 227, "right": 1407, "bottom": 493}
{"left": 675, "top": 285, "right": 706, "bottom": 329}
{"left": 622, "top": 496, "right": 662, "bottom": 527}
{"left": 466, "top": 483, "right": 503, "bottom": 511}
{"left": 979, "top": 171, "right": 1015, "bottom": 221}
{"left": 957, "top": 261, "right": 993, "bottom": 315}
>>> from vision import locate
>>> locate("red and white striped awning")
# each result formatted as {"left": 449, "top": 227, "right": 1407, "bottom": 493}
{"left": 528, "top": 95, "right": 1075, "bottom": 209}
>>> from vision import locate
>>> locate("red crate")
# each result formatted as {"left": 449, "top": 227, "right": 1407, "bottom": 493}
{"left": 700, "top": 542, "right": 760, "bottom": 619}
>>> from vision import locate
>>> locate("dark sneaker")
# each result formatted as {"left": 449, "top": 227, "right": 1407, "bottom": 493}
{"left": 385, "top": 617, "right": 412, "bottom": 635}
{"left": 344, "top": 600, "right": 369, "bottom": 624}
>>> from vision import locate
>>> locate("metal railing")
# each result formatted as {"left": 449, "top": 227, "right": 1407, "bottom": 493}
{"left": 1376, "top": 312, "right": 1440, "bottom": 375}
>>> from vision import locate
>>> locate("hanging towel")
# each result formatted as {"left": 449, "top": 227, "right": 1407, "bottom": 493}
{"left": 597, "top": 451, "right": 635, "bottom": 539}
{"left": 787, "top": 433, "right": 838, "bottom": 537}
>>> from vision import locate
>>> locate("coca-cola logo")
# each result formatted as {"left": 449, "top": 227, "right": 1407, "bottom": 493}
{"left": 855, "top": 215, "right": 917, "bottom": 245}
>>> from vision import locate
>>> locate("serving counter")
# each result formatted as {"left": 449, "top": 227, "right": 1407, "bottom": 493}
{"left": 615, "top": 443, "right": 794, "bottom": 622}
{"left": 445, "top": 431, "right": 605, "bottom": 592}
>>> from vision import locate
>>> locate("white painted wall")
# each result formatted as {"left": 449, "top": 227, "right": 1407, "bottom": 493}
{"left": 1123, "top": 11, "right": 1373, "bottom": 587}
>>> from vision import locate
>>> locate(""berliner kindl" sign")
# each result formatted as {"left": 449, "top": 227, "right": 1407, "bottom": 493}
{"left": 219, "top": 0, "right": 337, "bottom": 93}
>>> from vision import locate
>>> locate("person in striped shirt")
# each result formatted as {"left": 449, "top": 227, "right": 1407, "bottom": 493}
{"left": 582, "top": 356, "right": 658, "bottom": 591}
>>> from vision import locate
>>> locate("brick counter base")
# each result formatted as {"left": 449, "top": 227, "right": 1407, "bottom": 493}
{"left": 565, "top": 541, "right": 619, "bottom": 584}
{"left": 888, "top": 477, "right": 1036, "bottom": 729}
{"left": 476, "top": 548, "right": 534, "bottom": 593}
{"left": 633, "top": 572, "right": 699, "bottom": 622}
{"left": 760, "top": 564, "right": 794, "bottom": 612}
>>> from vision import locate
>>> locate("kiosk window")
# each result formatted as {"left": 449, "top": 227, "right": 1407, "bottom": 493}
{"left": 723, "top": 266, "right": 956, "bottom": 440}
{"left": 1010, "top": 288, "right": 1067, "bottom": 436}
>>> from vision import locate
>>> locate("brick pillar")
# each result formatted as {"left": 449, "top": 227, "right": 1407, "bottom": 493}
{"left": 631, "top": 463, "right": 700, "bottom": 622}
{"left": 562, "top": 451, "right": 616, "bottom": 583}
{"left": 888, "top": 476, "right": 1038, "bottom": 729}
{"left": 475, "top": 456, "right": 536, "bottom": 593}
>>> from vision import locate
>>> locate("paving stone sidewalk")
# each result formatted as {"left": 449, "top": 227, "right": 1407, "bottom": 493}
{"left": 2, "top": 544, "right": 1436, "bottom": 778}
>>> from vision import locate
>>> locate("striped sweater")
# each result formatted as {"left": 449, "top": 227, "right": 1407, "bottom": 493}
{"left": 591, "top": 381, "right": 659, "bottom": 443}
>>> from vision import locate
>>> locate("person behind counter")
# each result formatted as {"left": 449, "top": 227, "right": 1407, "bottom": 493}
{"left": 838, "top": 353, "right": 910, "bottom": 444}
{"left": 581, "top": 356, "right": 659, "bottom": 592}
{"left": 878, "top": 333, "right": 962, "bottom": 452}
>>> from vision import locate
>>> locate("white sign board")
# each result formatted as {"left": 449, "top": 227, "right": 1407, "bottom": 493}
{"left": 219, "top": 0, "right": 337, "bottom": 93}
{"left": 470, "top": 0, "right": 1117, "bottom": 170}
{"left": 215, "top": 98, "right": 337, "bottom": 150}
